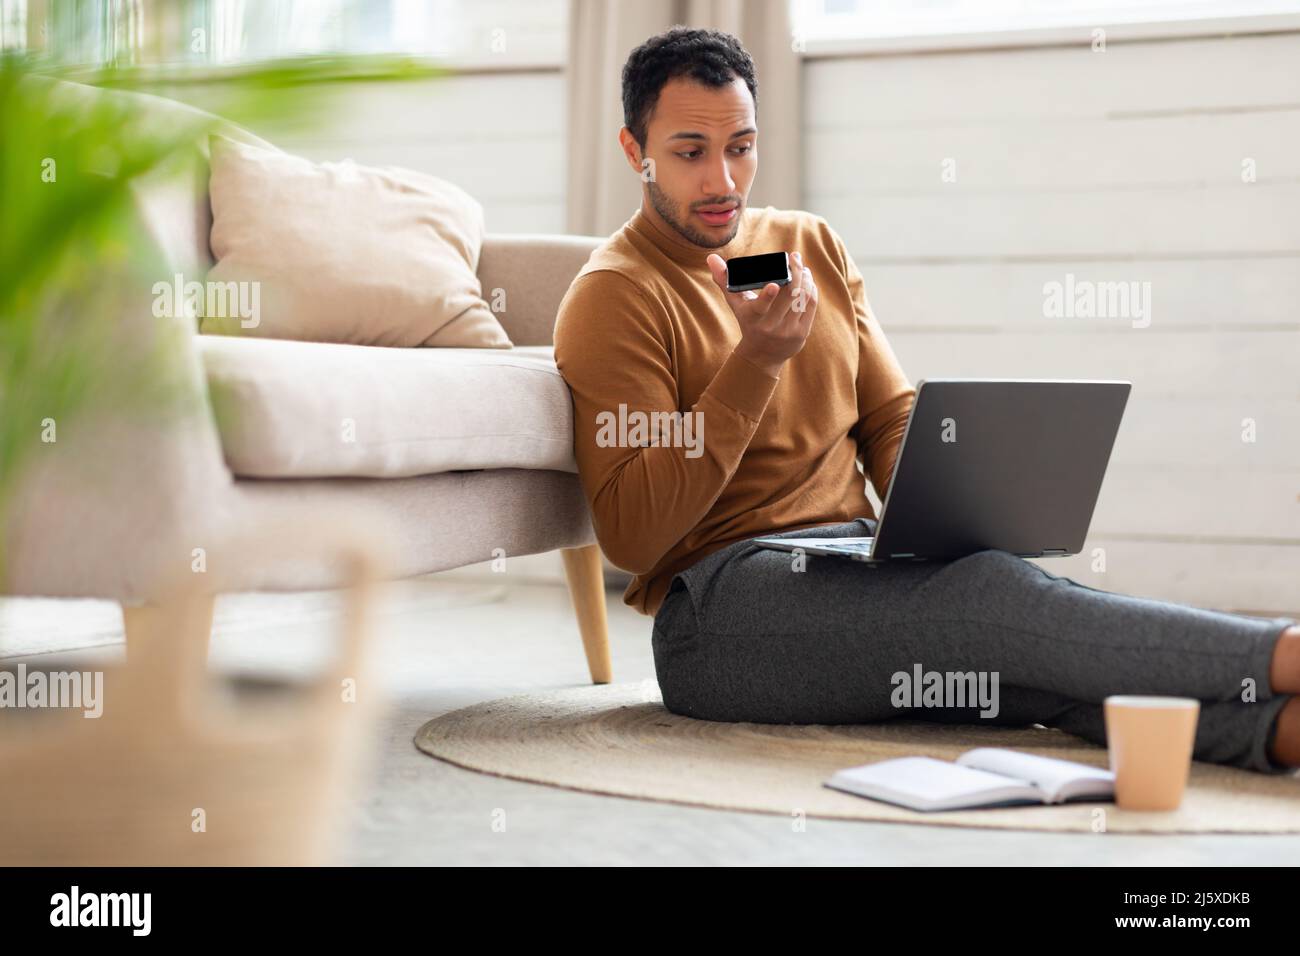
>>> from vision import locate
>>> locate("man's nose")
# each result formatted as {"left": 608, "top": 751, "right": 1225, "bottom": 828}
{"left": 703, "top": 153, "right": 736, "bottom": 197}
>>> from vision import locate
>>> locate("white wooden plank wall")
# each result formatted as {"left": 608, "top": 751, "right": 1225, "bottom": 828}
{"left": 260, "top": 71, "right": 568, "bottom": 234}
{"left": 158, "top": 70, "right": 568, "bottom": 234}
{"left": 806, "top": 32, "right": 1300, "bottom": 613}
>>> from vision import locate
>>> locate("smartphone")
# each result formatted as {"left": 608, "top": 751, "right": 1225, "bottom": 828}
{"left": 725, "top": 252, "right": 791, "bottom": 293}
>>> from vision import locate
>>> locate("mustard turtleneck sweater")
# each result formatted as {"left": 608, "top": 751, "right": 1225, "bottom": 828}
{"left": 554, "top": 204, "right": 916, "bottom": 616}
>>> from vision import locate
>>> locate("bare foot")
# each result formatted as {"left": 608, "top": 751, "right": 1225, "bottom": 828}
{"left": 1267, "top": 697, "right": 1300, "bottom": 768}
{"left": 1268, "top": 625, "right": 1300, "bottom": 694}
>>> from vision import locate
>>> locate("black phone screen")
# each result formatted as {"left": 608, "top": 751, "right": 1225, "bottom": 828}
{"left": 726, "top": 252, "right": 790, "bottom": 290}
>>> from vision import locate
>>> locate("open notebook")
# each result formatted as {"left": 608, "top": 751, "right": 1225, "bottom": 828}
{"left": 825, "top": 749, "right": 1115, "bottom": 812}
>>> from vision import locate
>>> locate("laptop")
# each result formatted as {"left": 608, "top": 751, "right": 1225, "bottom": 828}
{"left": 754, "top": 379, "right": 1131, "bottom": 564}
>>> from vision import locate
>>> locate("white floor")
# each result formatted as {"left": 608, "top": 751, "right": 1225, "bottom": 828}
{"left": 3, "top": 575, "right": 1298, "bottom": 866}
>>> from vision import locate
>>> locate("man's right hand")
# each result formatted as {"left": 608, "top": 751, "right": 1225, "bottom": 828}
{"left": 707, "top": 251, "right": 818, "bottom": 378}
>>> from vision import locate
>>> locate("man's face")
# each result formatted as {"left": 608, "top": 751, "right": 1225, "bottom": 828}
{"left": 623, "top": 75, "right": 757, "bottom": 248}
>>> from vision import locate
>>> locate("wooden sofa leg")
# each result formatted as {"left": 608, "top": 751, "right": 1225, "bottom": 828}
{"left": 121, "top": 594, "right": 216, "bottom": 664}
{"left": 560, "top": 544, "right": 612, "bottom": 684}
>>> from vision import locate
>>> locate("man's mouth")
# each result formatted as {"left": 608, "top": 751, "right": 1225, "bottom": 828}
{"left": 696, "top": 203, "right": 738, "bottom": 226}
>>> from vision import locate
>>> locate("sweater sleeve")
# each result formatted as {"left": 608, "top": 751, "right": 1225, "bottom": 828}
{"left": 554, "top": 270, "right": 780, "bottom": 575}
{"left": 827, "top": 226, "right": 916, "bottom": 502}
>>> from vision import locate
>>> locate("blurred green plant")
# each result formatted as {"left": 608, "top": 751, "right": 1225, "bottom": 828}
{"left": 0, "top": 51, "right": 437, "bottom": 583}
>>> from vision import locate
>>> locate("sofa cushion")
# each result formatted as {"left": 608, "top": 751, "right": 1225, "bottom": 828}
{"left": 202, "top": 136, "right": 511, "bottom": 349}
{"left": 199, "top": 336, "right": 576, "bottom": 479}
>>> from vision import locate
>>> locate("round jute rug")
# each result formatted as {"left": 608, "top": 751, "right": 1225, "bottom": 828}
{"left": 414, "top": 681, "right": 1300, "bottom": 833}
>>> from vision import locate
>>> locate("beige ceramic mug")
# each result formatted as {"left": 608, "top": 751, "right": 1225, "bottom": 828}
{"left": 1103, "top": 695, "right": 1200, "bottom": 811}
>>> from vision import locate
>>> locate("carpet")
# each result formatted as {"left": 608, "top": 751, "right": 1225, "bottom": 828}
{"left": 414, "top": 681, "right": 1300, "bottom": 833}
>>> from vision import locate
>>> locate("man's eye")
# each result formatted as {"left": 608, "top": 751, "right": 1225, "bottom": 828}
{"left": 677, "top": 146, "right": 752, "bottom": 160}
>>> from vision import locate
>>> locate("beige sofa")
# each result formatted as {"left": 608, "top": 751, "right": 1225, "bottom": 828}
{"left": 3, "top": 82, "right": 612, "bottom": 683}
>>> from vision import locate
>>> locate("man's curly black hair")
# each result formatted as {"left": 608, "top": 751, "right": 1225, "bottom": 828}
{"left": 621, "top": 26, "right": 758, "bottom": 150}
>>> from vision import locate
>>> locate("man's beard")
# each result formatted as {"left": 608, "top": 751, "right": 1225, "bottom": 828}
{"left": 647, "top": 179, "right": 742, "bottom": 248}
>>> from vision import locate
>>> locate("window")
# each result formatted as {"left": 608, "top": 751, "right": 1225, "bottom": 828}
{"left": 792, "top": 0, "right": 1300, "bottom": 43}
{"left": 0, "top": 0, "right": 26, "bottom": 51}
{"left": 5, "top": 0, "right": 566, "bottom": 68}
{"left": 201, "top": 0, "right": 567, "bottom": 66}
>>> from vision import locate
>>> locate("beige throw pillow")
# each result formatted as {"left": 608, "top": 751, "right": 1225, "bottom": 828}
{"left": 202, "top": 135, "right": 510, "bottom": 348}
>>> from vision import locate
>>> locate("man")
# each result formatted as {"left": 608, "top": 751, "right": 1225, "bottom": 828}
{"left": 554, "top": 27, "right": 1300, "bottom": 773}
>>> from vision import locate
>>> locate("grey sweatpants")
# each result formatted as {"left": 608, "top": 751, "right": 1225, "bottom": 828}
{"left": 652, "top": 518, "right": 1298, "bottom": 774}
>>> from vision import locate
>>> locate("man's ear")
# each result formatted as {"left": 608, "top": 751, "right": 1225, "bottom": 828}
{"left": 618, "top": 127, "right": 645, "bottom": 176}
